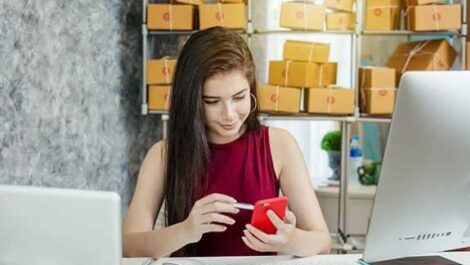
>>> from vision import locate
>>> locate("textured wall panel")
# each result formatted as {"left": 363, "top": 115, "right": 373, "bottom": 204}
{"left": 0, "top": 0, "right": 178, "bottom": 216}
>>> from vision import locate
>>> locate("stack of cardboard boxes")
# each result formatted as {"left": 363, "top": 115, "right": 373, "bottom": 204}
{"left": 358, "top": 67, "right": 396, "bottom": 115}
{"left": 147, "top": 0, "right": 246, "bottom": 31}
{"left": 403, "top": 0, "right": 461, "bottom": 31}
{"left": 386, "top": 39, "right": 457, "bottom": 85}
{"left": 279, "top": 0, "right": 356, "bottom": 31}
{"left": 258, "top": 40, "right": 354, "bottom": 115}
{"left": 279, "top": 1, "right": 326, "bottom": 30}
{"left": 324, "top": 0, "right": 356, "bottom": 31}
{"left": 364, "top": 0, "right": 462, "bottom": 32}
{"left": 147, "top": 58, "right": 176, "bottom": 111}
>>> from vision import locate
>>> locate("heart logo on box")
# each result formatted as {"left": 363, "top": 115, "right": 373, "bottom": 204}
{"left": 379, "top": 90, "right": 388, "bottom": 96}
{"left": 270, "top": 94, "right": 278, "bottom": 103}
{"left": 326, "top": 95, "right": 336, "bottom": 104}
{"left": 163, "top": 12, "right": 170, "bottom": 21}
{"left": 161, "top": 67, "right": 170, "bottom": 75}
{"left": 374, "top": 8, "right": 382, "bottom": 16}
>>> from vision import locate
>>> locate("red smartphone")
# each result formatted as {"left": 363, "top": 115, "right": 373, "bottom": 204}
{"left": 250, "top": 197, "right": 288, "bottom": 234}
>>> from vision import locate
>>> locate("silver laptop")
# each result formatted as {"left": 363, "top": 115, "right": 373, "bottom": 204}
{"left": 0, "top": 185, "right": 122, "bottom": 265}
{"left": 363, "top": 71, "right": 470, "bottom": 262}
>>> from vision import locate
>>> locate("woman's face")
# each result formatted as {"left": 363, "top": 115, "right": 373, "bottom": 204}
{"left": 202, "top": 71, "right": 251, "bottom": 144}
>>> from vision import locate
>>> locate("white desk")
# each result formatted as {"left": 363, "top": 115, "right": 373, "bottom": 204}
{"left": 122, "top": 252, "right": 470, "bottom": 265}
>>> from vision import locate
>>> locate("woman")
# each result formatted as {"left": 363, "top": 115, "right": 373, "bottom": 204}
{"left": 123, "top": 27, "right": 331, "bottom": 258}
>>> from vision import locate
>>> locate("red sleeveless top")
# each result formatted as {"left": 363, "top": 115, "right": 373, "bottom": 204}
{"left": 193, "top": 126, "right": 280, "bottom": 256}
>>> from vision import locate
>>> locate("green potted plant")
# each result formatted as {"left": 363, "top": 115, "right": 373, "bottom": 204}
{"left": 321, "top": 130, "right": 342, "bottom": 181}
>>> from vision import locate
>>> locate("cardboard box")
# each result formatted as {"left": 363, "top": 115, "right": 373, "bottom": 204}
{"left": 280, "top": 2, "right": 326, "bottom": 30}
{"left": 365, "top": 0, "right": 400, "bottom": 30}
{"left": 407, "top": 4, "right": 461, "bottom": 31}
{"left": 402, "top": 0, "right": 446, "bottom": 8}
{"left": 386, "top": 39, "right": 457, "bottom": 84}
{"left": 268, "top": 61, "right": 337, "bottom": 88}
{"left": 147, "top": 4, "right": 194, "bottom": 30}
{"left": 283, "top": 40, "right": 330, "bottom": 63}
{"left": 147, "top": 58, "right": 177, "bottom": 85}
{"left": 467, "top": 42, "right": 470, "bottom": 70}
{"left": 327, "top": 12, "right": 356, "bottom": 31}
{"left": 316, "top": 62, "right": 338, "bottom": 87}
{"left": 257, "top": 85, "right": 301, "bottom": 113}
{"left": 305, "top": 88, "right": 354, "bottom": 114}
{"left": 324, "top": 0, "right": 354, "bottom": 12}
{"left": 360, "top": 88, "right": 396, "bottom": 115}
{"left": 148, "top": 85, "right": 171, "bottom": 111}
{"left": 173, "top": 0, "right": 204, "bottom": 5}
{"left": 199, "top": 3, "right": 246, "bottom": 30}
{"left": 358, "top": 67, "right": 395, "bottom": 89}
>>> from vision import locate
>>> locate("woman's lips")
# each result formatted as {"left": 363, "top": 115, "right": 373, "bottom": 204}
{"left": 220, "top": 122, "right": 237, "bottom": 130}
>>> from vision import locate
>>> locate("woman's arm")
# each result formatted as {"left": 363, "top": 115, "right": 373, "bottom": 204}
{"left": 122, "top": 141, "right": 239, "bottom": 258}
{"left": 242, "top": 127, "right": 332, "bottom": 257}
{"left": 272, "top": 128, "right": 332, "bottom": 256}
{"left": 122, "top": 141, "right": 189, "bottom": 258}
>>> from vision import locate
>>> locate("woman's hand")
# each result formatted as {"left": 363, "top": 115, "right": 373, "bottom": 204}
{"left": 182, "top": 193, "right": 239, "bottom": 244}
{"left": 242, "top": 209, "right": 297, "bottom": 253}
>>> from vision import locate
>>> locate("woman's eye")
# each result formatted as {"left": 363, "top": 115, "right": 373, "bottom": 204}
{"left": 204, "top": 100, "right": 218, "bottom": 105}
{"left": 234, "top": 96, "right": 245, "bottom": 101}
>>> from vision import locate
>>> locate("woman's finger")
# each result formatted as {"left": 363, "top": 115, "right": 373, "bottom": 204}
{"left": 245, "top": 224, "right": 274, "bottom": 244}
{"left": 202, "top": 223, "right": 227, "bottom": 233}
{"left": 285, "top": 210, "right": 296, "bottom": 226}
{"left": 196, "top": 193, "right": 236, "bottom": 207}
{"left": 201, "top": 212, "right": 236, "bottom": 225}
{"left": 200, "top": 201, "right": 239, "bottom": 215}
{"left": 243, "top": 229, "right": 272, "bottom": 252}
{"left": 267, "top": 210, "right": 286, "bottom": 229}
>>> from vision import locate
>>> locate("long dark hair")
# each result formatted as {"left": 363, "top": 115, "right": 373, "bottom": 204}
{"left": 164, "top": 27, "right": 260, "bottom": 256}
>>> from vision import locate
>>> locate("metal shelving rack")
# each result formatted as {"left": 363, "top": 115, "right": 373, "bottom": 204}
{"left": 142, "top": 0, "right": 467, "bottom": 253}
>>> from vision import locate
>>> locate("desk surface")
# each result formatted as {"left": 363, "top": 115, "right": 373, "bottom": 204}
{"left": 122, "top": 252, "right": 470, "bottom": 265}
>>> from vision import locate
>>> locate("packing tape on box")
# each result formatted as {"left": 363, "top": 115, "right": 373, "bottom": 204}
{"left": 275, "top": 85, "right": 280, "bottom": 111}
{"left": 317, "top": 64, "right": 324, "bottom": 87}
{"left": 217, "top": 3, "right": 225, "bottom": 27}
{"left": 326, "top": 89, "right": 334, "bottom": 113}
{"left": 432, "top": 4, "right": 441, "bottom": 31}
{"left": 308, "top": 43, "right": 315, "bottom": 62}
{"left": 163, "top": 58, "right": 170, "bottom": 84}
{"left": 165, "top": 89, "right": 171, "bottom": 110}
{"left": 303, "top": 1, "right": 308, "bottom": 30}
{"left": 400, "top": 40, "right": 449, "bottom": 73}
{"left": 359, "top": 66, "right": 378, "bottom": 90}
{"left": 169, "top": 5, "right": 173, "bottom": 30}
{"left": 283, "top": 61, "right": 292, "bottom": 86}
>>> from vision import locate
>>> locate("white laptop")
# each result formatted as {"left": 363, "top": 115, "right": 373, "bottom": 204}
{"left": 363, "top": 71, "right": 470, "bottom": 262}
{"left": 0, "top": 185, "right": 122, "bottom": 265}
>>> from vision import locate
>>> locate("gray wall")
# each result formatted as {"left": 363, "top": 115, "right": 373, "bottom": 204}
{"left": 0, "top": 0, "right": 181, "bottom": 215}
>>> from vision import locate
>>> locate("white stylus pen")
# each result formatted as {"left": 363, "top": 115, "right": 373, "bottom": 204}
{"left": 233, "top": 202, "right": 254, "bottom": 211}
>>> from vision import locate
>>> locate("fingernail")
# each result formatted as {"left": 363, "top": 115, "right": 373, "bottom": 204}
{"left": 245, "top": 224, "right": 249, "bottom": 229}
